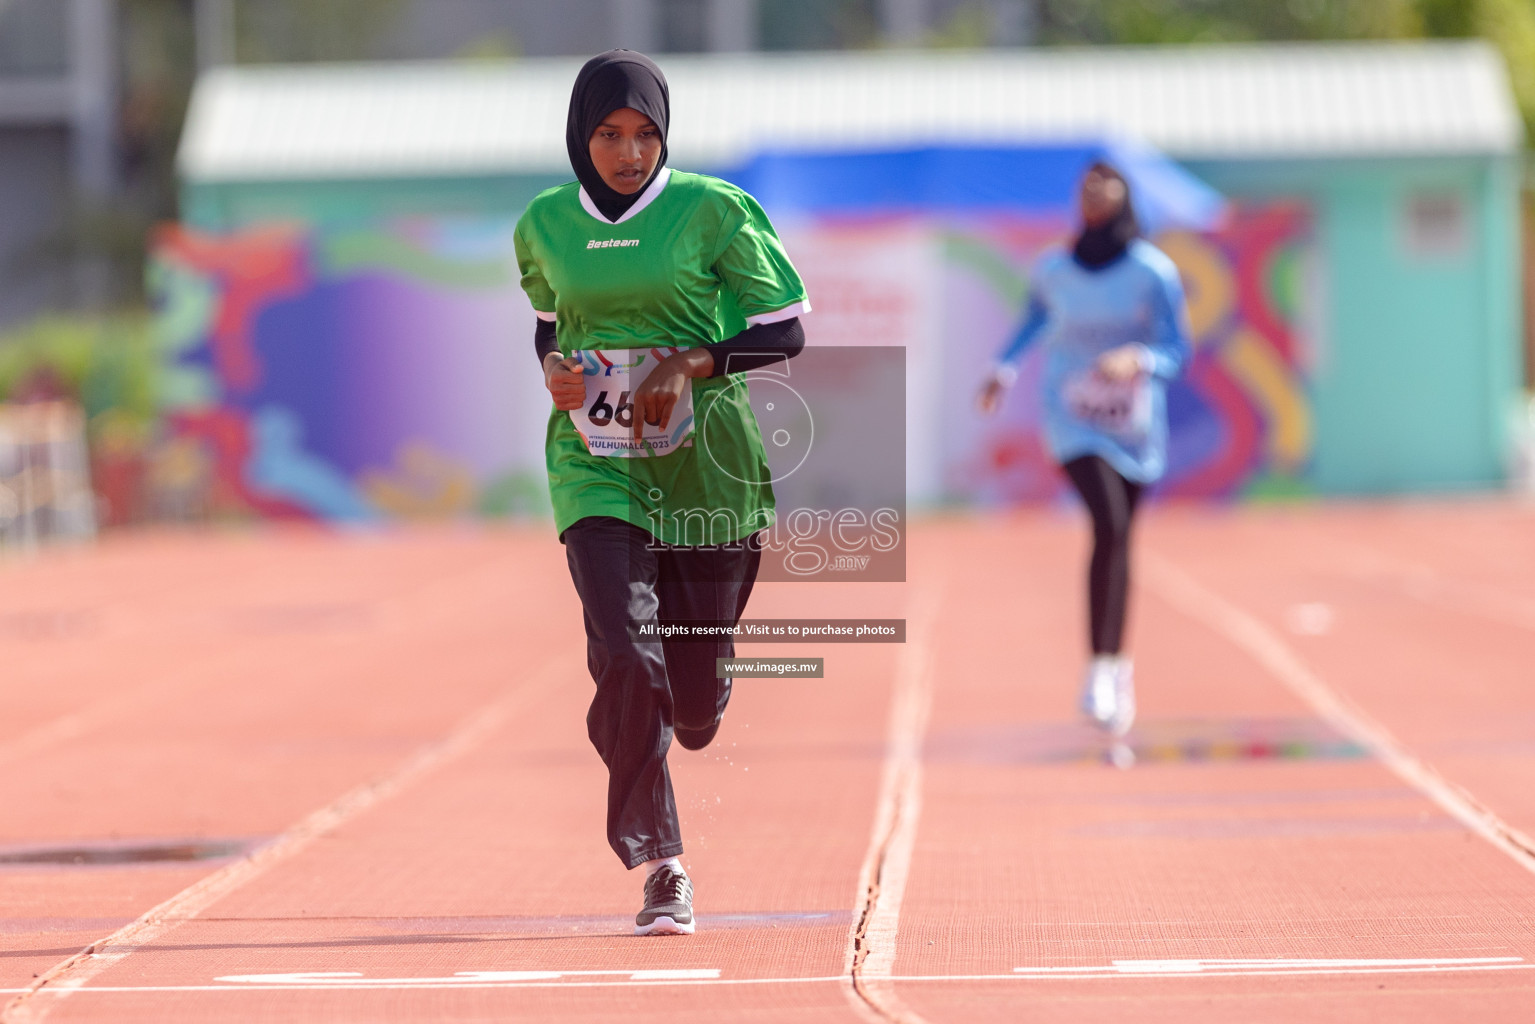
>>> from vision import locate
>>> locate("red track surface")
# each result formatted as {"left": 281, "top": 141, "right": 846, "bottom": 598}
{"left": 1, "top": 502, "right": 1533, "bottom": 1022}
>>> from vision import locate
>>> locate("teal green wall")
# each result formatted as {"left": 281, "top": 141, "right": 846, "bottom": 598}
{"left": 181, "top": 172, "right": 567, "bottom": 231}
{"left": 1185, "top": 154, "right": 1524, "bottom": 495}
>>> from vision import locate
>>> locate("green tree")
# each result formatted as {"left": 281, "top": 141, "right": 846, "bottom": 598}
{"left": 1046, "top": 0, "right": 1420, "bottom": 45}
{"left": 232, "top": 0, "right": 406, "bottom": 63}
{"left": 915, "top": 0, "right": 1534, "bottom": 143}
{"left": 1424, "top": 0, "right": 1535, "bottom": 140}
{"left": 760, "top": 0, "right": 880, "bottom": 50}
{"left": 1021, "top": 0, "right": 1535, "bottom": 141}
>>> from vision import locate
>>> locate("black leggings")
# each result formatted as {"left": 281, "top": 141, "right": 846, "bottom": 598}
{"left": 562, "top": 516, "right": 761, "bottom": 869}
{"left": 1062, "top": 455, "right": 1143, "bottom": 656}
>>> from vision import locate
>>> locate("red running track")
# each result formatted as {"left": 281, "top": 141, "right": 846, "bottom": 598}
{"left": 0, "top": 502, "right": 1532, "bottom": 1022}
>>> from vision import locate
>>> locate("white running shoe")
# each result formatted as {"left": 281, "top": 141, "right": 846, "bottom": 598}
{"left": 1109, "top": 657, "right": 1136, "bottom": 738}
{"left": 1080, "top": 656, "right": 1136, "bottom": 737}
{"left": 1079, "top": 657, "right": 1116, "bottom": 727}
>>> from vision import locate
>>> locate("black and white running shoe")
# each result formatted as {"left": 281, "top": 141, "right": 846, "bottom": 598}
{"left": 635, "top": 864, "right": 695, "bottom": 936}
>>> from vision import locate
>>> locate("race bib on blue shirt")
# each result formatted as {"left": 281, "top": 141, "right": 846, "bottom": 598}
{"left": 1063, "top": 369, "right": 1151, "bottom": 439}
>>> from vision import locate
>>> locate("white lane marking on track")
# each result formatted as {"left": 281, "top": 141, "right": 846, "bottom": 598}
{"left": 1284, "top": 602, "right": 1335, "bottom": 636}
{"left": 0, "top": 551, "right": 504, "bottom": 772}
{"left": 843, "top": 584, "right": 943, "bottom": 1024}
{"left": 1143, "top": 553, "right": 1535, "bottom": 877}
{"left": 1013, "top": 957, "right": 1527, "bottom": 977}
{"left": 0, "top": 663, "right": 560, "bottom": 1024}
{"left": 0, "top": 977, "right": 844, "bottom": 994}
{"left": 7, "top": 959, "right": 1532, "bottom": 995}
{"left": 1316, "top": 534, "right": 1535, "bottom": 634}
{"left": 215, "top": 969, "right": 721, "bottom": 986}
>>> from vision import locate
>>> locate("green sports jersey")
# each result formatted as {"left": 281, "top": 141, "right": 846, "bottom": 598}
{"left": 514, "top": 169, "right": 809, "bottom": 545}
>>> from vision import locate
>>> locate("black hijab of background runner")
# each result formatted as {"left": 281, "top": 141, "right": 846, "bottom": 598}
{"left": 1071, "top": 162, "right": 1140, "bottom": 271}
{"left": 566, "top": 49, "right": 670, "bottom": 223}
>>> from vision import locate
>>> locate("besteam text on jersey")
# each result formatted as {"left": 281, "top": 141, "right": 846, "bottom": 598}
{"left": 586, "top": 239, "right": 641, "bottom": 249}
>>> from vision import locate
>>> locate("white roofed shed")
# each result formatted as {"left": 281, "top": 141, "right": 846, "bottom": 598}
{"left": 179, "top": 41, "right": 1521, "bottom": 186}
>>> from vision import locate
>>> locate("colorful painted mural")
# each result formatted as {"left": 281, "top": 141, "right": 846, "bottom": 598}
{"left": 148, "top": 201, "right": 1311, "bottom": 524}
{"left": 149, "top": 220, "right": 551, "bottom": 521}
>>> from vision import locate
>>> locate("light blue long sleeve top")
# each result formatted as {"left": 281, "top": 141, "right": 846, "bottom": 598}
{"left": 994, "top": 239, "right": 1193, "bottom": 483}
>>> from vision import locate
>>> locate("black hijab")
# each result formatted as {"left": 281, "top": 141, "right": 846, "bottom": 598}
{"left": 1071, "top": 162, "right": 1140, "bottom": 271}
{"left": 566, "top": 49, "right": 670, "bottom": 223}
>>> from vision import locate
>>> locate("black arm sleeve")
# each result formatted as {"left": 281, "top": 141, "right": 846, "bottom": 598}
{"left": 534, "top": 318, "right": 558, "bottom": 366}
{"left": 700, "top": 317, "right": 804, "bottom": 378}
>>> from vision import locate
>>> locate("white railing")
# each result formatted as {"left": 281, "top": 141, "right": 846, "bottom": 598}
{"left": 0, "top": 402, "right": 97, "bottom": 550}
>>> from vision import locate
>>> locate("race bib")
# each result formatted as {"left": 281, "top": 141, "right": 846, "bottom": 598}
{"left": 1063, "top": 369, "right": 1151, "bottom": 439}
{"left": 571, "top": 348, "right": 695, "bottom": 458}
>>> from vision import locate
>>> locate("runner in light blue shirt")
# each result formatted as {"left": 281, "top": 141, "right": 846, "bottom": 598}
{"left": 978, "top": 162, "right": 1193, "bottom": 753}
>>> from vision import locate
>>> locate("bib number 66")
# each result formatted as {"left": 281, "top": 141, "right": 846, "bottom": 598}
{"left": 572, "top": 347, "right": 694, "bottom": 457}
{"left": 586, "top": 390, "right": 634, "bottom": 428}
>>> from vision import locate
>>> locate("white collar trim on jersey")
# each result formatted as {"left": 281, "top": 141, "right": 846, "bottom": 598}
{"left": 578, "top": 167, "right": 672, "bottom": 225}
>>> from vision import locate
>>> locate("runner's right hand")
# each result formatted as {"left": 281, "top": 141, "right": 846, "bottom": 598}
{"left": 976, "top": 372, "right": 1007, "bottom": 416}
{"left": 545, "top": 354, "right": 585, "bottom": 411}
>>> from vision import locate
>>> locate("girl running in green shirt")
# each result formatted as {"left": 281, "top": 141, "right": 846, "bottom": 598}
{"left": 515, "top": 50, "right": 809, "bottom": 936}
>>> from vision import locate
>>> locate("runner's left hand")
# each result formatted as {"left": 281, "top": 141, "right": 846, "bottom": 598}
{"left": 632, "top": 349, "right": 714, "bottom": 440}
{"left": 1095, "top": 345, "right": 1145, "bottom": 383}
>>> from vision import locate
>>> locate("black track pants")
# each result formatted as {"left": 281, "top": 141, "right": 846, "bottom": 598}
{"left": 562, "top": 515, "right": 761, "bottom": 869}
{"left": 1062, "top": 455, "right": 1143, "bottom": 656}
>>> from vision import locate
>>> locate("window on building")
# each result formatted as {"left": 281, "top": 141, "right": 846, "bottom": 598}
{"left": 1402, "top": 190, "right": 1470, "bottom": 260}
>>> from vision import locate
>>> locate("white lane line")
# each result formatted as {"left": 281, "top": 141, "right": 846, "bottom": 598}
{"left": 842, "top": 584, "right": 942, "bottom": 1024}
{"left": 5, "top": 958, "right": 1531, "bottom": 995}
{"left": 1317, "top": 533, "right": 1535, "bottom": 633}
{"left": 0, "top": 642, "right": 276, "bottom": 773}
{"left": 0, "top": 663, "right": 559, "bottom": 1024}
{"left": 1142, "top": 553, "right": 1535, "bottom": 877}
{"left": 0, "top": 555, "right": 504, "bottom": 772}
{"left": 1007, "top": 964, "right": 1535, "bottom": 980}
{"left": 1148, "top": 552, "right": 1535, "bottom": 872}
{"left": 216, "top": 969, "right": 722, "bottom": 985}
{"left": 1013, "top": 956, "right": 1526, "bottom": 977}
{"left": 0, "top": 978, "right": 844, "bottom": 994}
